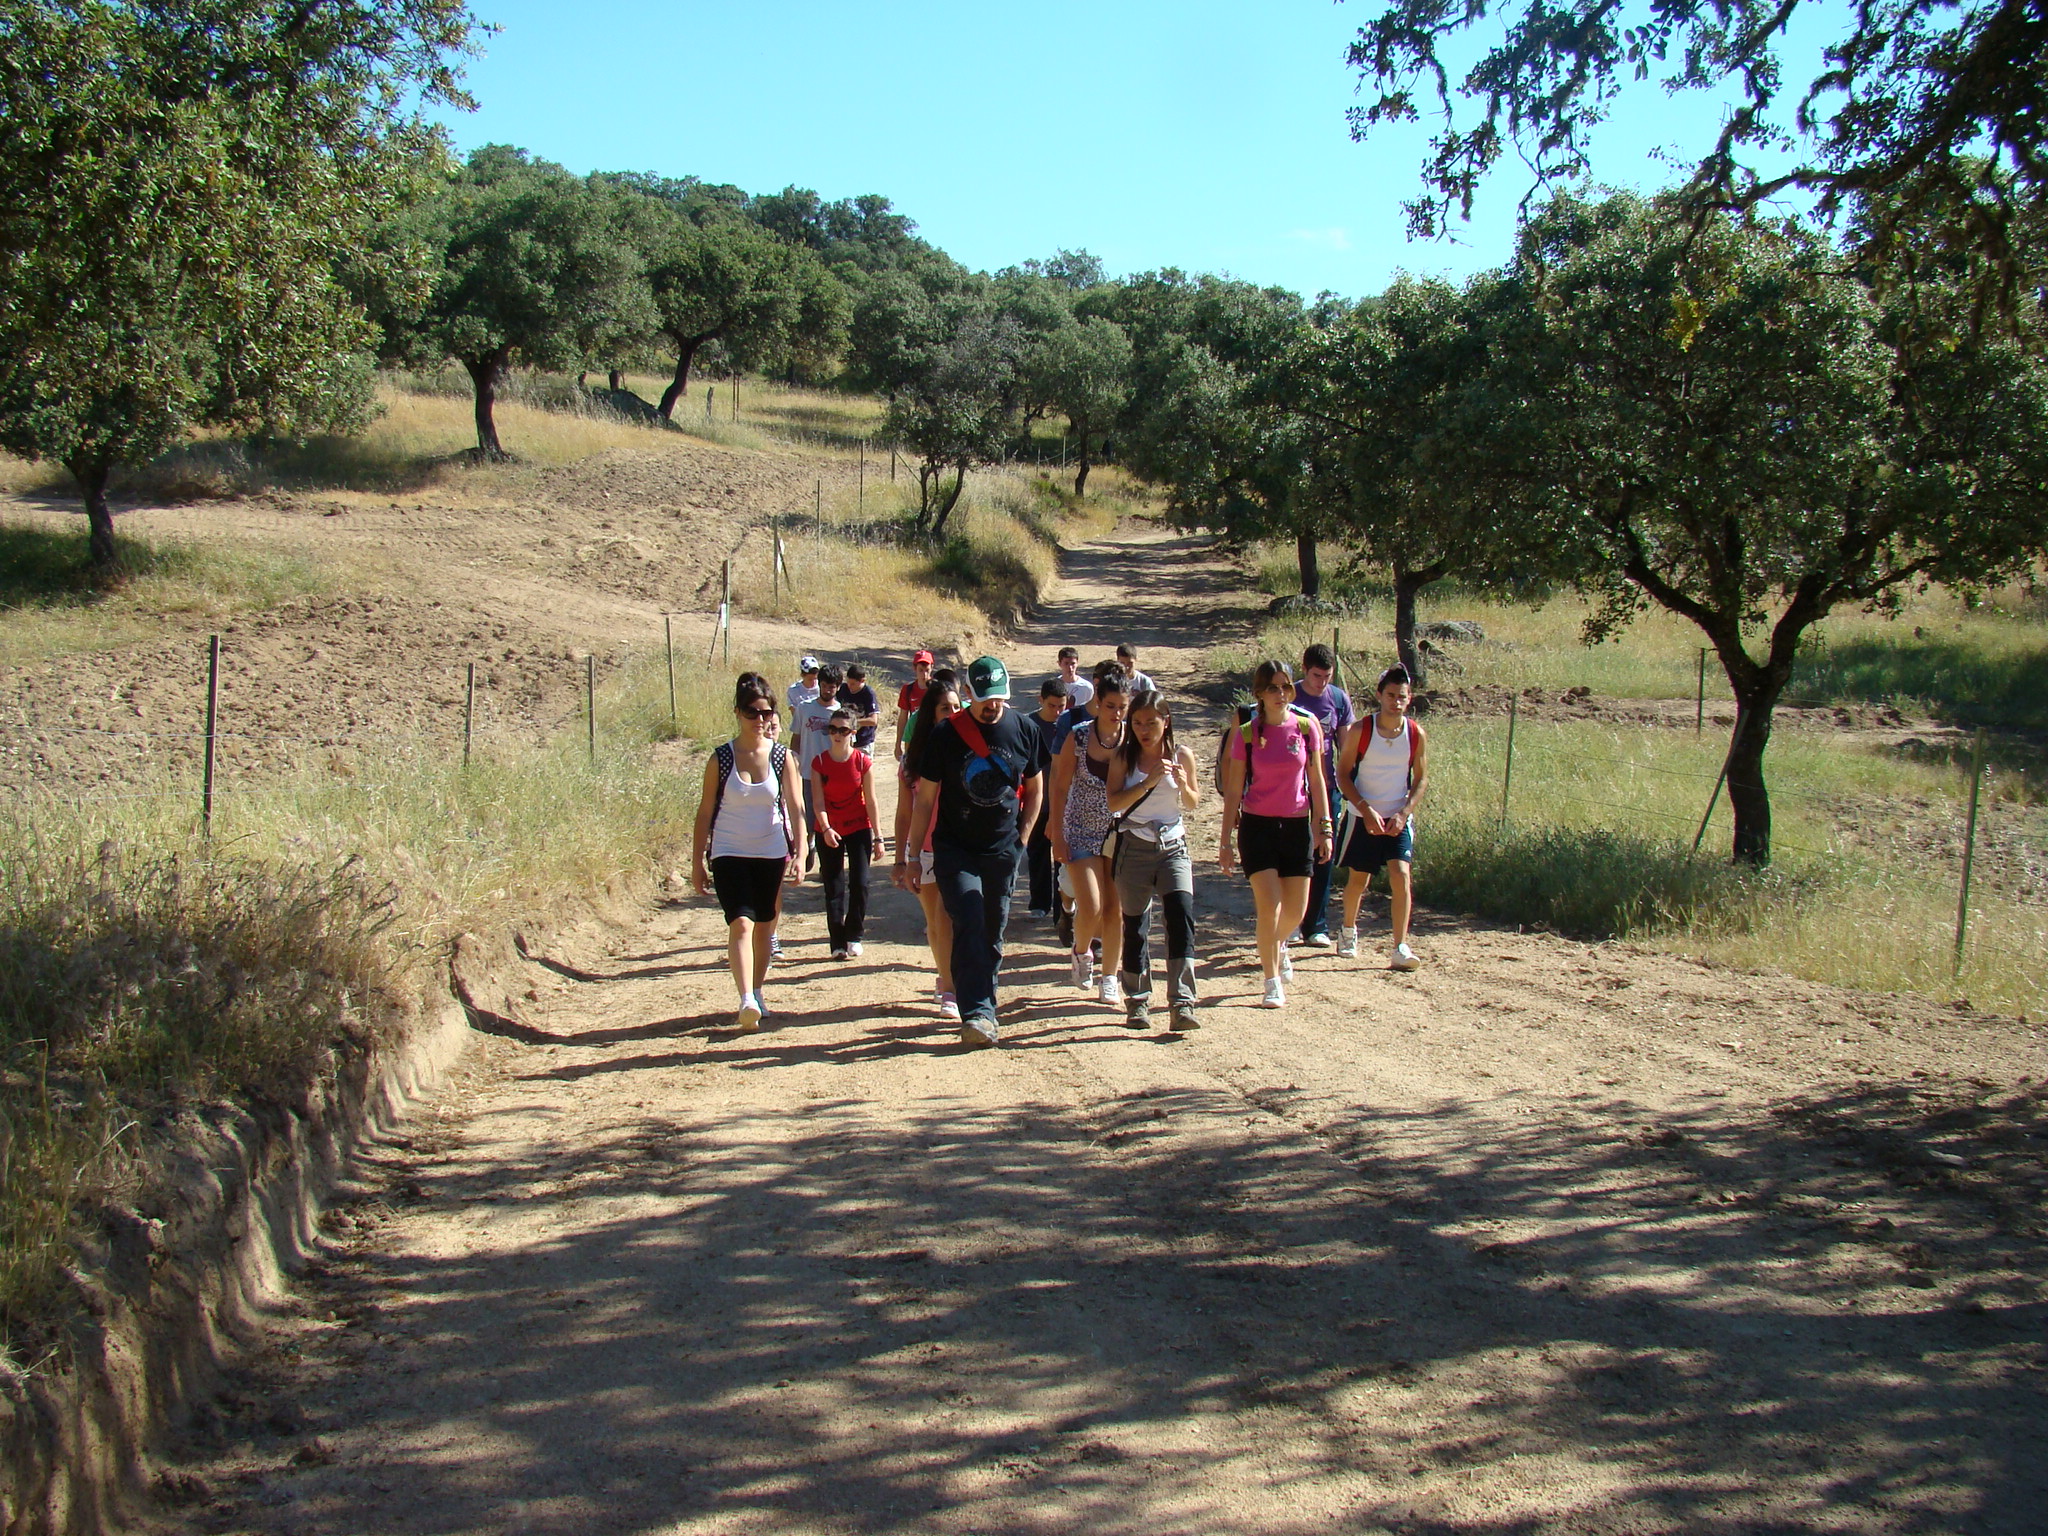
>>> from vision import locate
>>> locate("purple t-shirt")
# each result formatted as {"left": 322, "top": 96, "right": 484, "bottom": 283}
{"left": 1293, "top": 682, "right": 1354, "bottom": 791}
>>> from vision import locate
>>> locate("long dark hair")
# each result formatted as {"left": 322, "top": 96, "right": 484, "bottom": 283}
{"left": 1121, "top": 689, "right": 1175, "bottom": 770}
{"left": 902, "top": 668, "right": 959, "bottom": 780}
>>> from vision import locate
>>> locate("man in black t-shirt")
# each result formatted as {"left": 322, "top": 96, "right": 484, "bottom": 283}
{"left": 901, "top": 654, "right": 1048, "bottom": 1047}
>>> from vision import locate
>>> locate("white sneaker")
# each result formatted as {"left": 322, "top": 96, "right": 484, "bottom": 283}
{"left": 1336, "top": 927, "right": 1358, "bottom": 958}
{"left": 1071, "top": 950, "right": 1093, "bottom": 989}
{"left": 1261, "top": 977, "right": 1286, "bottom": 1009}
{"left": 847, "top": 941, "right": 863, "bottom": 958}
{"left": 938, "top": 992, "right": 961, "bottom": 1022}
{"left": 735, "top": 996, "right": 762, "bottom": 1033}
{"left": 829, "top": 947, "right": 849, "bottom": 963}
{"left": 1098, "top": 974, "right": 1122, "bottom": 1007}
{"left": 1391, "top": 942, "right": 1420, "bottom": 972}
{"left": 959, "top": 1017, "right": 999, "bottom": 1048}
{"left": 1302, "top": 931, "right": 1334, "bottom": 949}
{"left": 1279, "top": 944, "right": 1294, "bottom": 981}
{"left": 769, "top": 934, "right": 782, "bottom": 959}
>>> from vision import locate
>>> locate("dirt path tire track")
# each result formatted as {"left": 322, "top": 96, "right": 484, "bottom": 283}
{"left": 146, "top": 523, "right": 2047, "bottom": 1536}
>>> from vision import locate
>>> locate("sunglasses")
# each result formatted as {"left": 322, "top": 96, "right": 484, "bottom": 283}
{"left": 828, "top": 726, "right": 853, "bottom": 736}
{"left": 741, "top": 707, "right": 776, "bottom": 720}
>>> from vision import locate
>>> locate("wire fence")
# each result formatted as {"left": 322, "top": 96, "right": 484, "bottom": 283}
{"left": 8, "top": 627, "right": 2043, "bottom": 984}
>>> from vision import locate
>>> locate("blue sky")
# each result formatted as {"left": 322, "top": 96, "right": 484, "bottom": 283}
{"left": 435, "top": 0, "right": 1835, "bottom": 298}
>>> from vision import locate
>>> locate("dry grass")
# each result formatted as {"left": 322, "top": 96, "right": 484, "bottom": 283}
{"left": 0, "top": 638, "right": 777, "bottom": 1370}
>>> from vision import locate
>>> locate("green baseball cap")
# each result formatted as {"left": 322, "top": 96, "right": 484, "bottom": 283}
{"left": 965, "top": 655, "right": 1010, "bottom": 701}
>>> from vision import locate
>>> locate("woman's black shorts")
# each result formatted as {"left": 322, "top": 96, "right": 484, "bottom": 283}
{"left": 710, "top": 856, "right": 787, "bottom": 924}
{"left": 1237, "top": 812, "right": 1313, "bottom": 879}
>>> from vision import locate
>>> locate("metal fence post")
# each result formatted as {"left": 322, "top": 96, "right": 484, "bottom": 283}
{"left": 722, "top": 561, "right": 731, "bottom": 664}
{"left": 1693, "top": 708, "right": 1744, "bottom": 855}
{"left": 772, "top": 514, "right": 780, "bottom": 601}
{"left": 858, "top": 441, "right": 866, "bottom": 516}
{"left": 1955, "top": 730, "right": 1987, "bottom": 974}
{"left": 664, "top": 614, "right": 677, "bottom": 730}
{"left": 1500, "top": 692, "right": 1517, "bottom": 827}
{"left": 202, "top": 634, "right": 219, "bottom": 837}
{"left": 464, "top": 661, "right": 475, "bottom": 767}
{"left": 586, "top": 655, "right": 596, "bottom": 761}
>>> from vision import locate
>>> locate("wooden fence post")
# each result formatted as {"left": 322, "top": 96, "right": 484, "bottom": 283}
{"left": 1954, "top": 731, "right": 1987, "bottom": 975}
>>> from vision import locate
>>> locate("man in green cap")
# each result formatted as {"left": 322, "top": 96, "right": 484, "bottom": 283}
{"left": 899, "top": 655, "right": 1049, "bottom": 1047}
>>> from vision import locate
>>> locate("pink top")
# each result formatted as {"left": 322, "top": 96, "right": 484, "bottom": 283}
{"left": 1227, "top": 710, "right": 1323, "bottom": 819}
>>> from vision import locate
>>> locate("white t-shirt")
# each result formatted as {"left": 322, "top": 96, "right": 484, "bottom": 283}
{"left": 1061, "top": 674, "right": 1094, "bottom": 709}
{"left": 1353, "top": 717, "right": 1415, "bottom": 817}
{"left": 787, "top": 680, "right": 819, "bottom": 712}
{"left": 1124, "top": 668, "right": 1156, "bottom": 695}
{"left": 793, "top": 696, "right": 839, "bottom": 769}
{"left": 709, "top": 754, "right": 792, "bottom": 859}
{"left": 1120, "top": 760, "right": 1185, "bottom": 841}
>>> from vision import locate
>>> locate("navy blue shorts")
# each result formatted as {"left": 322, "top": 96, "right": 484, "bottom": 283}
{"left": 1336, "top": 817, "right": 1414, "bottom": 874}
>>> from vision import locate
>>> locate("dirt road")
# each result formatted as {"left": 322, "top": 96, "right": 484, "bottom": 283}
{"left": 150, "top": 526, "right": 2047, "bottom": 1535}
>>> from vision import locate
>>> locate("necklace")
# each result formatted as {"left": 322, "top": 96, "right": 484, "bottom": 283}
{"left": 1090, "top": 719, "right": 1121, "bottom": 752}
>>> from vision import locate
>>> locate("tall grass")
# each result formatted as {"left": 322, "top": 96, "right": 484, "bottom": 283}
{"left": 0, "top": 640, "right": 774, "bottom": 1370}
{"left": 1408, "top": 715, "right": 2047, "bottom": 1017}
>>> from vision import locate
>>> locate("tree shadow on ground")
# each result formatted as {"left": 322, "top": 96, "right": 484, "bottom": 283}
{"left": 168, "top": 1057, "right": 2048, "bottom": 1534}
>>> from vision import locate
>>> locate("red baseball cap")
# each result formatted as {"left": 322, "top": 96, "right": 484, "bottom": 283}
{"left": 913, "top": 649, "right": 934, "bottom": 664}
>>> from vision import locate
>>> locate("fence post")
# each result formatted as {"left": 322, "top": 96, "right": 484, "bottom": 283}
{"left": 202, "top": 634, "right": 219, "bottom": 838}
{"left": 732, "top": 372, "right": 740, "bottom": 422}
{"left": 1500, "top": 692, "right": 1517, "bottom": 827}
{"left": 1954, "top": 730, "right": 1987, "bottom": 975}
{"left": 706, "top": 385, "right": 713, "bottom": 422}
{"left": 1696, "top": 649, "right": 1707, "bottom": 733}
{"left": 585, "top": 656, "right": 596, "bottom": 761}
{"left": 858, "top": 441, "right": 866, "bottom": 516}
{"left": 1692, "top": 708, "right": 1743, "bottom": 855}
{"left": 890, "top": 445, "right": 897, "bottom": 482}
{"left": 722, "top": 561, "right": 731, "bottom": 664}
{"left": 665, "top": 614, "right": 677, "bottom": 730}
{"left": 772, "top": 513, "right": 780, "bottom": 601}
{"left": 464, "top": 661, "right": 475, "bottom": 767}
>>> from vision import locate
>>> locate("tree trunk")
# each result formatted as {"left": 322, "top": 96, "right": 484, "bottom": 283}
{"left": 1072, "top": 440, "right": 1091, "bottom": 498}
{"left": 463, "top": 353, "right": 508, "bottom": 458}
{"left": 607, "top": 368, "right": 624, "bottom": 392}
{"left": 658, "top": 337, "right": 704, "bottom": 420}
{"left": 1722, "top": 675, "right": 1788, "bottom": 865}
{"left": 1393, "top": 574, "right": 1423, "bottom": 685}
{"left": 69, "top": 458, "right": 117, "bottom": 570}
{"left": 928, "top": 465, "right": 968, "bottom": 537}
{"left": 1296, "top": 528, "right": 1321, "bottom": 598}
{"left": 577, "top": 371, "right": 587, "bottom": 387}
{"left": 916, "top": 463, "right": 935, "bottom": 526}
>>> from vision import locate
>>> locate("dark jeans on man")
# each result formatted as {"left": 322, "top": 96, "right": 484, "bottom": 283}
{"left": 1298, "top": 852, "right": 1335, "bottom": 941}
{"left": 932, "top": 840, "right": 1023, "bottom": 1025}
{"left": 818, "top": 828, "right": 872, "bottom": 951}
{"left": 1026, "top": 800, "right": 1055, "bottom": 913}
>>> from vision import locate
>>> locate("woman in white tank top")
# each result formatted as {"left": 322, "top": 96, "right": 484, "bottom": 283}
{"left": 1333, "top": 665, "right": 1428, "bottom": 971}
{"left": 691, "top": 676, "right": 807, "bottom": 1033}
{"left": 1105, "top": 690, "right": 1205, "bottom": 1030}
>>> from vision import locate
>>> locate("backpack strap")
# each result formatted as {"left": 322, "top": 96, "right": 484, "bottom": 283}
{"left": 951, "top": 708, "right": 989, "bottom": 758}
{"left": 769, "top": 742, "right": 796, "bottom": 856}
{"left": 710, "top": 740, "right": 737, "bottom": 827}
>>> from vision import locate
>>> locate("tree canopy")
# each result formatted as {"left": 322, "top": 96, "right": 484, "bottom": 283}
{"left": 0, "top": 0, "right": 479, "bottom": 564}
{"left": 1344, "top": 0, "right": 2048, "bottom": 312}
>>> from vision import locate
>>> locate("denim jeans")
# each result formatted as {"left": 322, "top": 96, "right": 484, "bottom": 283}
{"left": 1026, "top": 800, "right": 1056, "bottom": 912}
{"left": 1299, "top": 851, "right": 1335, "bottom": 940}
{"left": 932, "top": 840, "right": 1023, "bottom": 1024}
{"left": 1114, "top": 833, "right": 1197, "bottom": 1008}
{"left": 817, "top": 828, "right": 872, "bottom": 950}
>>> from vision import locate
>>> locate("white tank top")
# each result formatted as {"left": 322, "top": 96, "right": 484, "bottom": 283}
{"left": 709, "top": 753, "right": 792, "bottom": 859}
{"left": 1120, "top": 761, "right": 1185, "bottom": 841}
{"left": 1353, "top": 717, "right": 1414, "bottom": 816}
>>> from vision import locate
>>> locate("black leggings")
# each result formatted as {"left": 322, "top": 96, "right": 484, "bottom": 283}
{"left": 817, "top": 828, "right": 872, "bottom": 949}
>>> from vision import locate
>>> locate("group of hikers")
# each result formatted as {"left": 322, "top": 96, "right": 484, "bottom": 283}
{"left": 690, "top": 640, "right": 1426, "bottom": 1046}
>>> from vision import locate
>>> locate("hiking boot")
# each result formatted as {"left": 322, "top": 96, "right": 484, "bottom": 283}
{"left": 1169, "top": 1005, "right": 1200, "bottom": 1032}
{"left": 1125, "top": 992, "right": 1152, "bottom": 1029}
